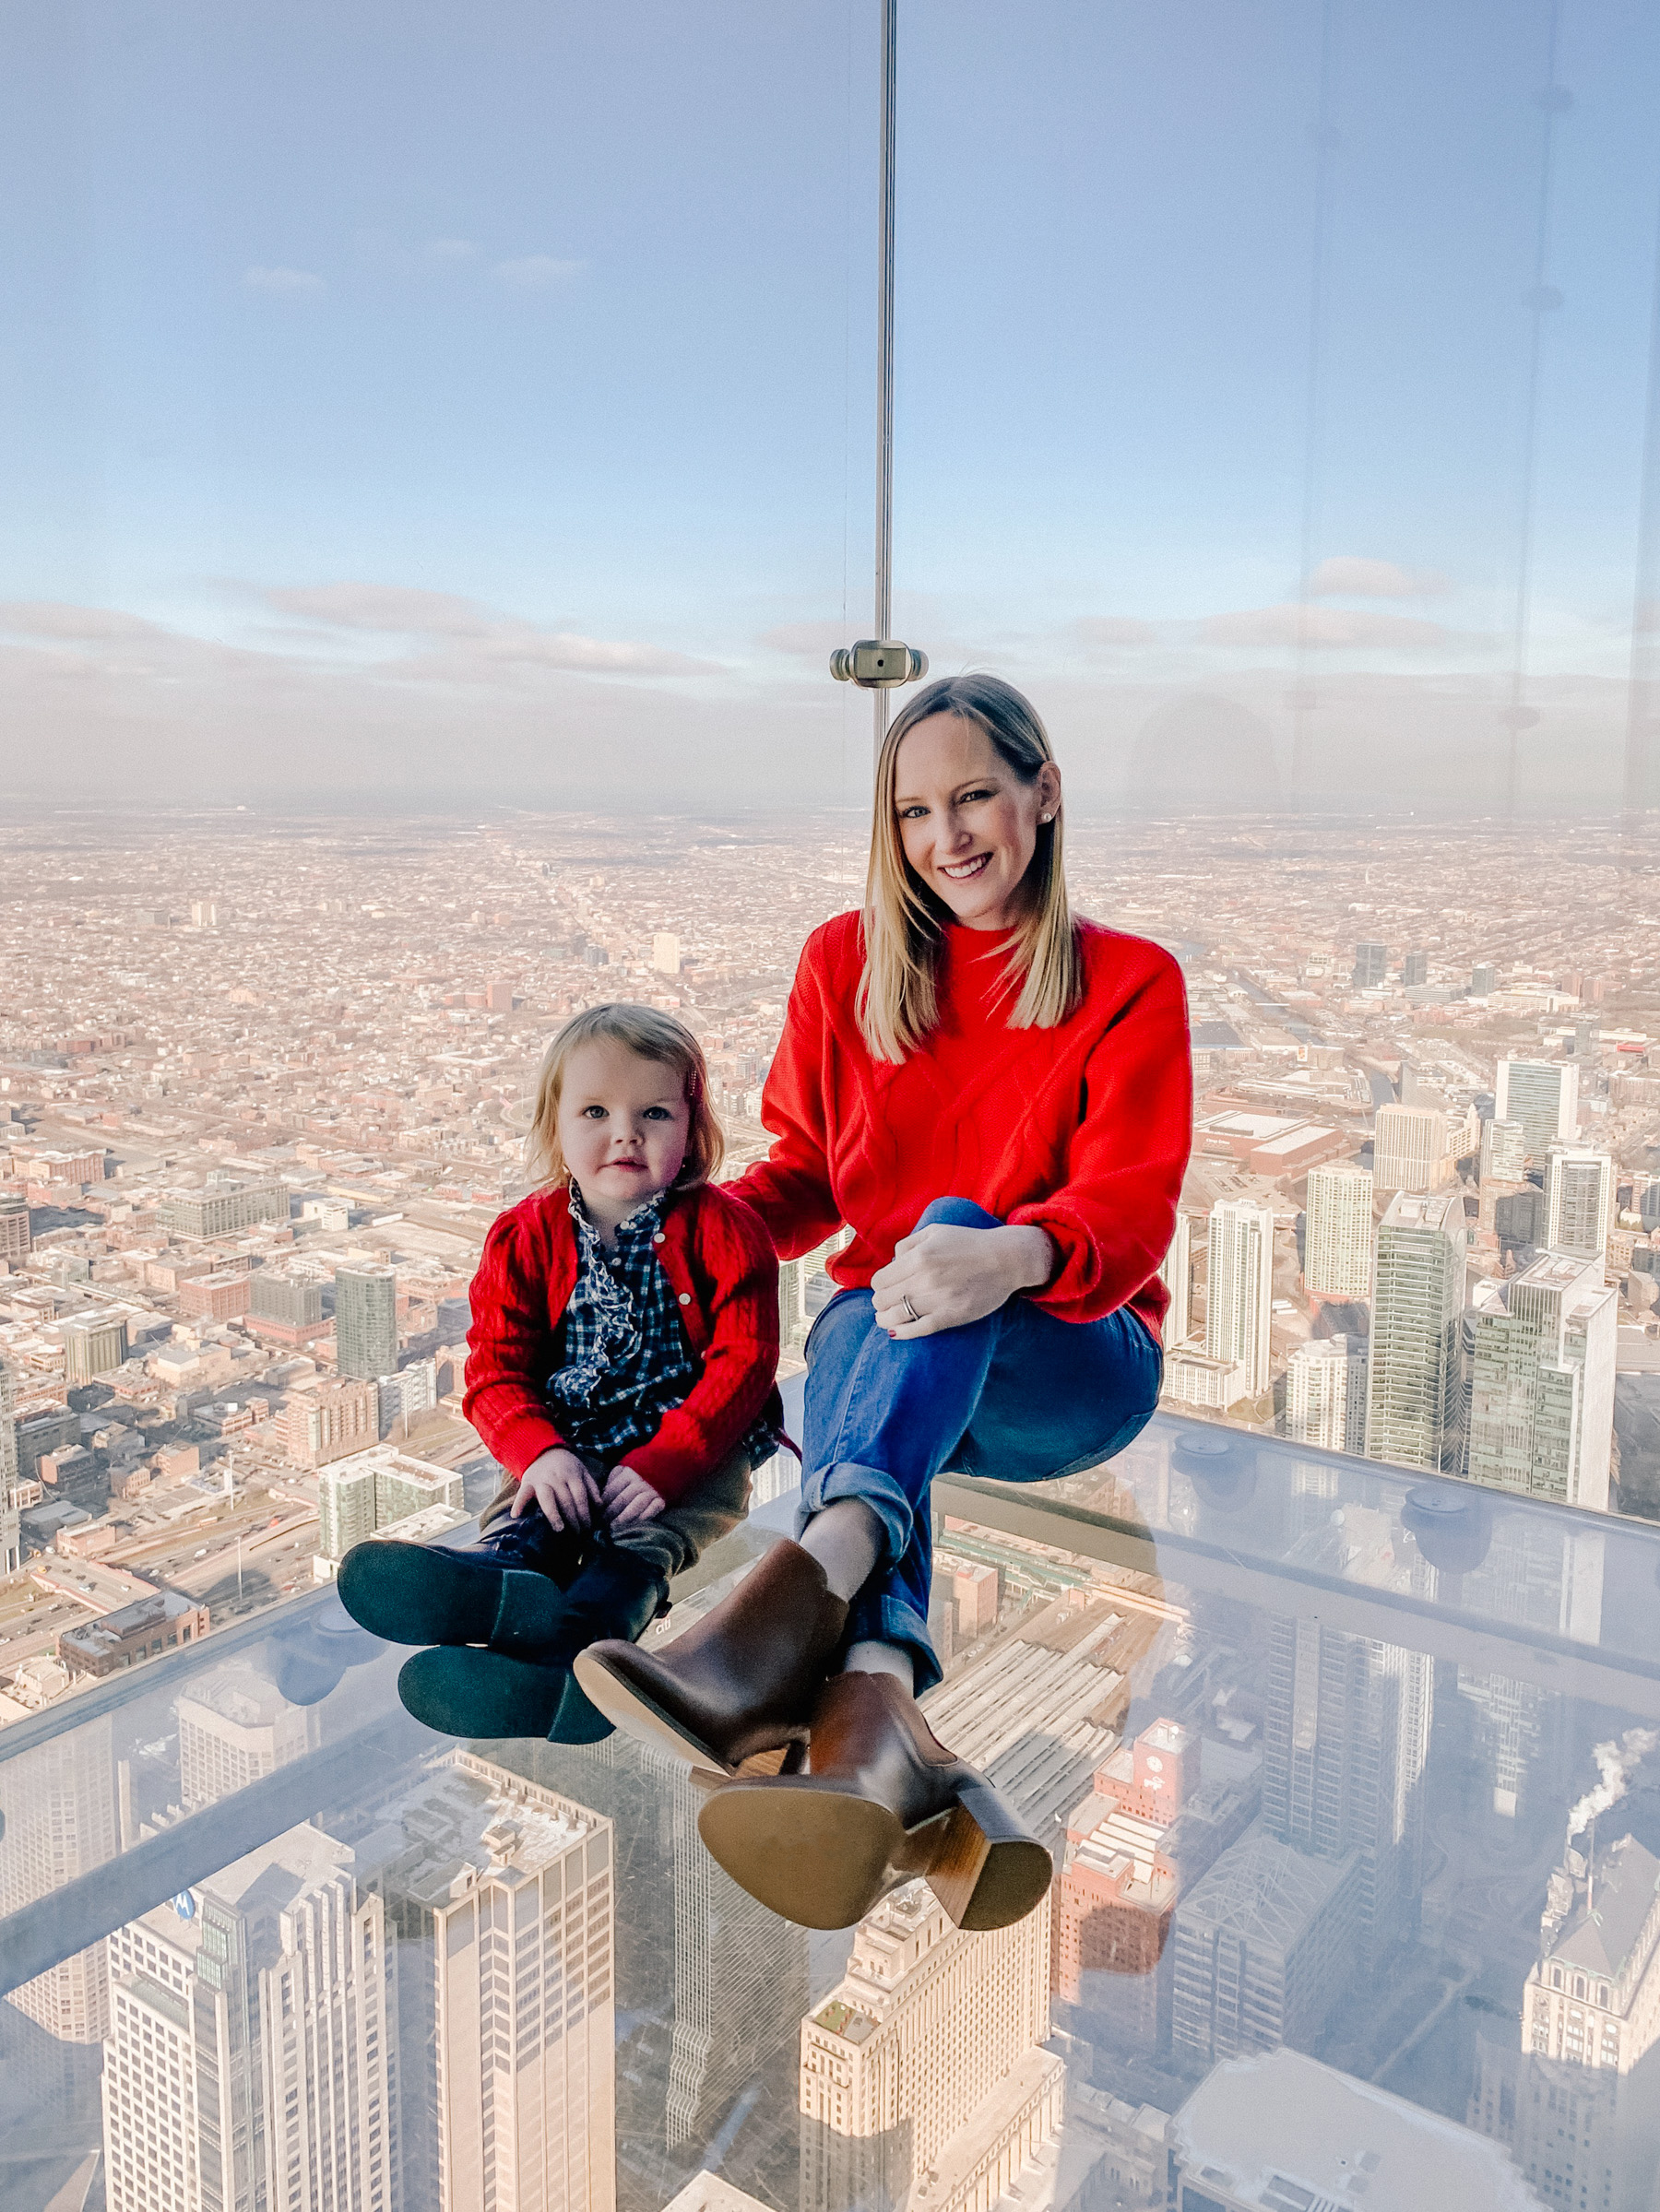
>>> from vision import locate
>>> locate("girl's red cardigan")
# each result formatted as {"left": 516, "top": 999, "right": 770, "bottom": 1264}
{"left": 463, "top": 1181, "right": 782, "bottom": 1508}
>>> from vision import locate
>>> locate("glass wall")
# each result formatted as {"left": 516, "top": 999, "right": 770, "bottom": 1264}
{"left": 4, "top": 2, "right": 1660, "bottom": 2209}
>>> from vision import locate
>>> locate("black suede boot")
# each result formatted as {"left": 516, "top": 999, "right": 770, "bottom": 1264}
{"left": 337, "top": 1497, "right": 587, "bottom": 1653}
{"left": 397, "top": 1544, "right": 669, "bottom": 1743}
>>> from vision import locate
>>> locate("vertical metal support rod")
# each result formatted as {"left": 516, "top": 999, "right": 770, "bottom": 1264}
{"left": 873, "top": 0, "right": 898, "bottom": 753}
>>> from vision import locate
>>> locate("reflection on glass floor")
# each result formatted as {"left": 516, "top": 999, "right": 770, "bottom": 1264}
{"left": 4, "top": 1414, "right": 1660, "bottom": 2212}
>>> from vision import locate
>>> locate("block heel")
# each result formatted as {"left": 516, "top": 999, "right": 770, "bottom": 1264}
{"left": 926, "top": 1780, "right": 1054, "bottom": 1932}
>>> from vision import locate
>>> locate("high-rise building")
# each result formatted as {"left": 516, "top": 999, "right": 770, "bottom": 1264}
{"left": 800, "top": 1882, "right": 1061, "bottom": 2212}
{"left": 1365, "top": 1190, "right": 1466, "bottom": 1473}
{"left": 1302, "top": 1164, "right": 1373, "bottom": 1299}
{"left": 1545, "top": 1144, "right": 1615, "bottom": 1264}
{"left": 1373, "top": 1104, "right": 1450, "bottom": 1194}
{"left": 652, "top": 932, "right": 682, "bottom": 976}
{"left": 1471, "top": 962, "right": 1498, "bottom": 996}
{"left": 0, "top": 1364, "right": 18, "bottom": 1578}
{"left": 1205, "top": 1200, "right": 1275, "bottom": 1399}
{"left": 1402, "top": 950, "right": 1429, "bottom": 988}
{"left": 0, "top": 1716, "right": 118, "bottom": 2052}
{"left": 158, "top": 1176, "right": 288, "bottom": 1240}
{"left": 60, "top": 1310, "right": 129, "bottom": 1384}
{"left": 0, "top": 1189, "right": 30, "bottom": 1262}
{"left": 1263, "top": 1511, "right": 1433, "bottom": 1964}
{"left": 1469, "top": 1833, "right": 1660, "bottom": 2212}
{"left": 249, "top": 1269, "right": 326, "bottom": 1331}
{"left": 1495, "top": 1057, "right": 1579, "bottom": 1160}
{"left": 176, "top": 1662, "right": 314, "bottom": 1811}
{"left": 1159, "top": 1211, "right": 1192, "bottom": 1342}
{"left": 281, "top": 1378, "right": 379, "bottom": 1469}
{"left": 1352, "top": 941, "right": 1390, "bottom": 989}
{"left": 379, "top": 1356, "right": 438, "bottom": 1438}
{"left": 1171, "top": 1820, "right": 1362, "bottom": 2063}
{"left": 1480, "top": 1116, "right": 1527, "bottom": 1186}
{"left": 1284, "top": 1336, "right": 1368, "bottom": 1453}
{"left": 316, "top": 1446, "right": 467, "bottom": 1566}
{"left": 361, "top": 1749, "right": 616, "bottom": 2212}
{"left": 188, "top": 898, "right": 220, "bottom": 927}
{"left": 101, "top": 1824, "right": 397, "bottom": 2212}
{"left": 1465, "top": 1253, "right": 1618, "bottom": 1511}
{"left": 334, "top": 1263, "right": 398, "bottom": 1380}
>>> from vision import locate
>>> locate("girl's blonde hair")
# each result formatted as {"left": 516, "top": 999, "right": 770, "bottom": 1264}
{"left": 860, "top": 672, "right": 1083, "bottom": 1062}
{"left": 526, "top": 1002, "right": 724, "bottom": 1189}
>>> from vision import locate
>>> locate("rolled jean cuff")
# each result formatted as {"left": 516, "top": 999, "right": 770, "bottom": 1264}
{"left": 844, "top": 1591, "right": 942, "bottom": 1698}
{"left": 795, "top": 1458, "right": 914, "bottom": 1574}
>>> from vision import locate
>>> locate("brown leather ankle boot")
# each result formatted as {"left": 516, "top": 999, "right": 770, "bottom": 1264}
{"left": 695, "top": 1669, "right": 1054, "bottom": 1933}
{"left": 572, "top": 1539, "right": 848, "bottom": 1775}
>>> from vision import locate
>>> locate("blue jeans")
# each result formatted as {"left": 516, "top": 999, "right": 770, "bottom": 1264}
{"left": 795, "top": 1198, "right": 1163, "bottom": 1694}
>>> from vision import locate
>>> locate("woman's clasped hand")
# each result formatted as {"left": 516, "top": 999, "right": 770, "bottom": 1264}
{"left": 870, "top": 1219, "right": 1055, "bottom": 1338}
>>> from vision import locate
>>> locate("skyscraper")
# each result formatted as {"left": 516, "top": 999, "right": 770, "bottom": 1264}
{"left": 1159, "top": 1210, "right": 1192, "bottom": 1343}
{"left": 1495, "top": 1057, "right": 1578, "bottom": 1160}
{"left": 61, "top": 1310, "right": 129, "bottom": 1384}
{"left": 1402, "top": 950, "right": 1429, "bottom": 988}
{"left": 101, "top": 1824, "right": 397, "bottom": 2212}
{"left": 1302, "top": 1164, "right": 1374, "bottom": 1299}
{"left": 1284, "top": 1336, "right": 1368, "bottom": 1453}
{"left": 1545, "top": 1144, "right": 1615, "bottom": 1264}
{"left": 334, "top": 1263, "right": 398, "bottom": 1380}
{"left": 1352, "top": 942, "right": 1389, "bottom": 989}
{"left": 0, "top": 1190, "right": 30, "bottom": 1262}
{"left": 362, "top": 1749, "right": 616, "bottom": 2212}
{"left": 316, "top": 1446, "right": 467, "bottom": 1567}
{"left": 0, "top": 1717, "right": 118, "bottom": 2054}
{"left": 1479, "top": 1116, "right": 1526, "bottom": 1187}
{"left": 652, "top": 932, "right": 682, "bottom": 976}
{"left": 1263, "top": 1507, "right": 1434, "bottom": 1964}
{"left": 1372, "top": 1104, "right": 1450, "bottom": 1194}
{"left": 1, "top": 1362, "right": 19, "bottom": 1579}
{"left": 1465, "top": 1252, "right": 1618, "bottom": 1510}
{"left": 1471, "top": 962, "right": 1498, "bottom": 996}
{"left": 1205, "top": 1200, "right": 1275, "bottom": 1400}
{"left": 1365, "top": 1190, "right": 1465, "bottom": 1473}
{"left": 800, "top": 1882, "right": 1061, "bottom": 2212}
{"left": 176, "top": 1662, "right": 314, "bottom": 1811}
{"left": 1470, "top": 1832, "right": 1660, "bottom": 2212}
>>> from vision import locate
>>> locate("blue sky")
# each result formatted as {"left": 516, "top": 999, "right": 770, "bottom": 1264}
{"left": 1, "top": 0, "right": 1657, "bottom": 814}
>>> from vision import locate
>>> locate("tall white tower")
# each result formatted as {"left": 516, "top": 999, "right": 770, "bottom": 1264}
{"left": 1159, "top": 1211, "right": 1193, "bottom": 1343}
{"left": 1303, "top": 1165, "right": 1374, "bottom": 1300}
{"left": 1205, "top": 1201, "right": 1275, "bottom": 1399}
{"left": 1495, "top": 1057, "right": 1578, "bottom": 1159}
{"left": 1544, "top": 1144, "right": 1614, "bottom": 1265}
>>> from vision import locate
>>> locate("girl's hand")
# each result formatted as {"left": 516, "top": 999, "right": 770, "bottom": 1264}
{"left": 604, "top": 1464, "right": 666, "bottom": 1530}
{"left": 871, "top": 1222, "right": 1054, "bottom": 1339}
{"left": 514, "top": 1448, "right": 602, "bottom": 1532}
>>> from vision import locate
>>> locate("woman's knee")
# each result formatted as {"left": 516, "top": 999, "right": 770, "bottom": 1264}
{"left": 914, "top": 1195, "right": 1002, "bottom": 1234}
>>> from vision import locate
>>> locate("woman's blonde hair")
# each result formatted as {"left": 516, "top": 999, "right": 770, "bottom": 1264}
{"left": 860, "top": 673, "right": 1082, "bottom": 1061}
{"left": 526, "top": 1002, "right": 724, "bottom": 1189}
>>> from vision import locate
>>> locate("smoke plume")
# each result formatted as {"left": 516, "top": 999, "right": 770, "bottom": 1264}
{"left": 1566, "top": 1729, "right": 1659, "bottom": 1840}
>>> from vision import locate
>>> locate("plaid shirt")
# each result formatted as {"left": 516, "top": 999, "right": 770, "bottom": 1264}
{"left": 547, "top": 1186, "right": 779, "bottom": 1473}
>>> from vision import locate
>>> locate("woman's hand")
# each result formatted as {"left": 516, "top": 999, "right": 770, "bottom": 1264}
{"left": 513, "top": 1448, "right": 603, "bottom": 1532}
{"left": 871, "top": 1222, "right": 1055, "bottom": 1339}
{"left": 603, "top": 1464, "right": 667, "bottom": 1530}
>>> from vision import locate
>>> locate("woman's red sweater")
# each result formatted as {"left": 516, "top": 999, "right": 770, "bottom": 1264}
{"left": 727, "top": 913, "right": 1192, "bottom": 1340}
{"left": 463, "top": 1181, "right": 782, "bottom": 1505}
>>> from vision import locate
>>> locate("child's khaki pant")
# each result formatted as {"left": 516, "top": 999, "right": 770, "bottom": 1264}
{"left": 479, "top": 1446, "right": 754, "bottom": 1586}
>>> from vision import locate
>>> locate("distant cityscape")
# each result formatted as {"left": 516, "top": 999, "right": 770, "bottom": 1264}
{"left": 1, "top": 806, "right": 1658, "bottom": 2212}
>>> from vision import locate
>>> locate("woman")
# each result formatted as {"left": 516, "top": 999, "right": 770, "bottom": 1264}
{"left": 576, "top": 673, "right": 1191, "bottom": 1934}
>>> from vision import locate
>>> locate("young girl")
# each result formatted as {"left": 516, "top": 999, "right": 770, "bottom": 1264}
{"left": 338, "top": 1003, "right": 782, "bottom": 1744}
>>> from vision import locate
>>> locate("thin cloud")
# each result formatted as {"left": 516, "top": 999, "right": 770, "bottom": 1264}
{"left": 1073, "top": 616, "right": 1158, "bottom": 650}
{"left": 427, "top": 238, "right": 479, "bottom": 264}
{"left": 0, "top": 601, "right": 163, "bottom": 641}
{"left": 266, "top": 583, "right": 493, "bottom": 635}
{"left": 243, "top": 266, "right": 326, "bottom": 297}
{"left": 492, "top": 254, "right": 586, "bottom": 289}
{"left": 1307, "top": 555, "right": 1448, "bottom": 600}
{"left": 1204, "top": 604, "right": 1449, "bottom": 649}
{"left": 760, "top": 620, "right": 848, "bottom": 660}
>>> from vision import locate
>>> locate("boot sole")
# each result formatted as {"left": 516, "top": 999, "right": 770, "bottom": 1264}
{"left": 339, "top": 1543, "right": 568, "bottom": 1650}
{"left": 572, "top": 1647, "right": 734, "bottom": 1776}
{"left": 398, "top": 1647, "right": 569, "bottom": 1739}
{"left": 697, "top": 1778, "right": 1053, "bottom": 1933}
